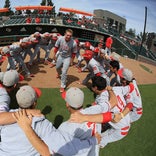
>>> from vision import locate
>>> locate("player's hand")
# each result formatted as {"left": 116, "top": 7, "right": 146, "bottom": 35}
{"left": 106, "top": 86, "right": 112, "bottom": 91}
{"left": 26, "top": 109, "right": 44, "bottom": 117}
{"left": 112, "top": 113, "right": 122, "bottom": 123}
{"left": 69, "top": 112, "right": 85, "bottom": 123}
{"left": 12, "top": 109, "right": 32, "bottom": 130}
{"left": 94, "top": 132, "right": 102, "bottom": 144}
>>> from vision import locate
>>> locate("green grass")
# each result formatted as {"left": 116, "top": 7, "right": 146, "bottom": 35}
{"left": 15, "top": 84, "right": 156, "bottom": 156}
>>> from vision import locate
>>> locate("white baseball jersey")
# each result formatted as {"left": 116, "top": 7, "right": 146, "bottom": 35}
{"left": 109, "top": 86, "right": 131, "bottom": 129}
{"left": 9, "top": 44, "right": 23, "bottom": 56}
{"left": 98, "top": 85, "right": 133, "bottom": 148}
{"left": 58, "top": 105, "right": 105, "bottom": 156}
{"left": 88, "top": 58, "right": 105, "bottom": 75}
{"left": 94, "top": 90, "right": 111, "bottom": 113}
{"left": 55, "top": 36, "right": 77, "bottom": 58}
{"left": 0, "top": 85, "right": 10, "bottom": 112}
{"left": 0, "top": 113, "right": 97, "bottom": 156}
{"left": 125, "top": 79, "right": 143, "bottom": 122}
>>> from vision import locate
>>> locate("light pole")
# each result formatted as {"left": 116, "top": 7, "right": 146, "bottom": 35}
{"left": 136, "top": 6, "right": 147, "bottom": 60}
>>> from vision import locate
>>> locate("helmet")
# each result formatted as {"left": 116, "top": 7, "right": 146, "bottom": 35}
{"left": 84, "top": 41, "right": 91, "bottom": 48}
{"left": 82, "top": 50, "right": 93, "bottom": 60}
{"left": 93, "top": 47, "right": 100, "bottom": 53}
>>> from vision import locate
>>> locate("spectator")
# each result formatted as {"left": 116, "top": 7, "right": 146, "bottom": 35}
{"left": 26, "top": 16, "right": 32, "bottom": 24}
{"left": 105, "top": 35, "right": 113, "bottom": 56}
{"left": 35, "top": 16, "right": 41, "bottom": 24}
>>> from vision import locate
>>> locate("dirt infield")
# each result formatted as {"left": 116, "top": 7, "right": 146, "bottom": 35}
{"left": 1, "top": 53, "right": 156, "bottom": 88}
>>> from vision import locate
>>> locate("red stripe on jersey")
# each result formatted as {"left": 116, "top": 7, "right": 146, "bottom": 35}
{"left": 129, "top": 83, "right": 134, "bottom": 93}
{"left": 137, "top": 111, "right": 143, "bottom": 114}
{"left": 136, "top": 108, "right": 142, "bottom": 111}
{"left": 121, "top": 131, "right": 128, "bottom": 135}
{"left": 121, "top": 126, "right": 130, "bottom": 130}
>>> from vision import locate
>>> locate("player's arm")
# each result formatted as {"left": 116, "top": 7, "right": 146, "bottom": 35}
{"left": 0, "top": 109, "right": 42, "bottom": 125}
{"left": 12, "top": 109, "right": 51, "bottom": 156}
{"left": 112, "top": 102, "right": 133, "bottom": 123}
{"left": 0, "top": 112, "right": 16, "bottom": 125}
{"left": 69, "top": 111, "right": 113, "bottom": 123}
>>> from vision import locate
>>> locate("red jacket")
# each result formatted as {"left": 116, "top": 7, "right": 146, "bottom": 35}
{"left": 106, "top": 37, "right": 113, "bottom": 48}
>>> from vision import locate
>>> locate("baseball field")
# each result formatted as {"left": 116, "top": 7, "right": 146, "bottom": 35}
{"left": 34, "top": 84, "right": 156, "bottom": 156}
{"left": 2, "top": 53, "right": 156, "bottom": 155}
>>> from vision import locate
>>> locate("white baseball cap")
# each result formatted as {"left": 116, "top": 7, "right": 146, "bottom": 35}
{"left": 2, "top": 46, "right": 10, "bottom": 54}
{"left": 3, "top": 70, "right": 19, "bottom": 87}
{"left": 20, "top": 37, "right": 31, "bottom": 44}
{"left": 110, "top": 52, "right": 120, "bottom": 61}
{"left": 16, "top": 85, "right": 41, "bottom": 108}
{"left": 118, "top": 68, "right": 133, "bottom": 81}
{"left": 43, "top": 32, "right": 50, "bottom": 37}
{"left": 30, "top": 37, "right": 38, "bottom": 43}
{"left": 2, "top": 70, "right": 24, "bottom": 87}
{"left": 34, "top": 32, "right": 40, "bottom": 36}
{"left": 63, "top": 87, "right": 84, "bottom": 109}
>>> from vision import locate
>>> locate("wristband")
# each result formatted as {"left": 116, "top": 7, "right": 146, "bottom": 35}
{"left": 126, "top": 102, "right": 133, "bottom": 110}
{"left": 120, "top": 112, "right": 124, "bottom": 119}
{"left": 102, "top": 112, "right": 112, "bottom": 123}
{"left": 95, "top": 72, "right": 101, "bottom": 77}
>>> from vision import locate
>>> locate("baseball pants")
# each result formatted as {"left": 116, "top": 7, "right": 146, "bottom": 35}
{"left": 56, "top": 55, "right": 71, "bottom": 88}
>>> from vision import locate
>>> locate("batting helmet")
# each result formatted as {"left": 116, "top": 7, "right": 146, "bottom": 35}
{"left": 84, "top": 41, "right": 91, "bottom": 48}
{"left": 93, "top": 47, "right": 100, "bottom": 53}
{"left": 82, "top": 50, "right": 93, "bottom": 60}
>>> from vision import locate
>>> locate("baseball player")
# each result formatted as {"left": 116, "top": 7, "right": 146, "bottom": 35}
{"left": 54, "top": 29, "right": 77, "bottom": 92}
{"left": 70, "top": 38, "right": 80, "bottom": 66}
{"left": 35, "top": 32, "right": 51, "bottom": 64}
{"left": 109, "top": 60, "right": 121, "bottom": 86}
{"left": 0, "top": 70, "right": 24, "bottom": 113}
{"left": 80, "top": 50, "right": 110, "bottom": 86}
{"left": 49, "top": 33, "right": 59, "bottom": 68}
{"left": 0, "top": 85, "right": 101, "bottom": 156}
{"left": 71, "top": 76, "right": 134, "bottom": 148}
{"left": 77, "top": 41, "right": 94, "bottom": 73}
{"left": 59, "top": 87, "right": 107, "bottom": 156}
{"left": 0, "top": 55, "right": 6, "bottom": 71}
{"left": 20, "top": 37, "right": 33, "bottom": 61}
{"left": 114, "top": 68, "right": 143, "bottom": 123}
{"left": 28, "top": 32, "right": 41, "bottom": 66}
{"left": 1, "top": 43, "right": 34, "bottom": 77}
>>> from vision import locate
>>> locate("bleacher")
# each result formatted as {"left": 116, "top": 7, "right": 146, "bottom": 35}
{"left": 1, "top": 13, "right": 156, "bottom": 63}
{"left": 3, "top": 15, "right": 50, "bottom": 25}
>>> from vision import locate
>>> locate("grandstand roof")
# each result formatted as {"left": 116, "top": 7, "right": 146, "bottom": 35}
{"left": 0, "top": 8, "right": 9, "bottom": 13}
{"left": 14, "top": 6, "right": 53, "bottom": 11}
{"left": 59, "top": 7, "right": 95, "bottom": 16}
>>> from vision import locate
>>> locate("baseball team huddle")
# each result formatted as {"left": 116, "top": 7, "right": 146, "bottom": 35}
{"left": 0, "top": 29, "right": 143, "bottom": 156}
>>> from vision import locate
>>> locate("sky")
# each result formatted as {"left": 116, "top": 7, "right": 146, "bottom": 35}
{"left": 0, "top": 0, "right": 156, "bottom": 34}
